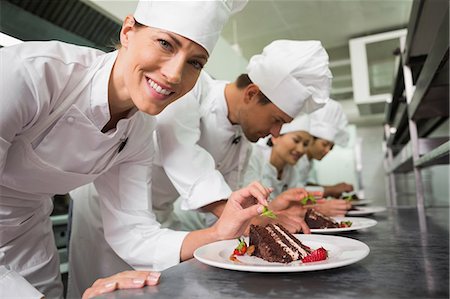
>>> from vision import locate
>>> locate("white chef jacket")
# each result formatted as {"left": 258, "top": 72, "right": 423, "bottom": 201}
{"left": 67, "top": 71, "right": 253, "bottom": 295}
{"left": 295, "top": 155, "right": 314, "bottom": 186}
{"left": 152, "top": 71, "right": 253, "bottom": 225}
{"left": 0, "top": 41, "right": 187, "bottom": 298}
{"left": 242, "top": 142, "right": 304, "bottom": 200}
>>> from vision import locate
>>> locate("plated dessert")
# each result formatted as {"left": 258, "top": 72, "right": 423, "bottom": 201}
{"left": 305, "top": 209, "right": 352, "bottom": 229}
{"left": 230, "top": 224, "right": 328, "bottom": 264}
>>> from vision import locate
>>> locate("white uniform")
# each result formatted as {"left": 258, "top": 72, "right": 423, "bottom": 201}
{"left": 242, "top": 142, "right": 304, "bottom": 200}
{"left": 152, "top": 71, "right": 252, "bottom": 224}
{"left": 295, "top": 155, "right": 314, "bottom": 187}
{"left": 0, "top": 41, "right": 160, "bottom": 298}
{"left": 68, "top": 71, "right": 251, "bottom": 296}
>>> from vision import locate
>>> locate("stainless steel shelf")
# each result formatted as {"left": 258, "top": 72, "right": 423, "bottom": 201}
{"left": 50, "top": 214, "right": 68, "bottom": 226}
{"left": 385, "top": 0, "right": 449, "bottom": 207}
{"left": 388, "top": 138, "right": 448, "bottom": 173}
{"left": 415, "top": 140, "right": 450, "bottom": 168}
{"left": 403, "top": 0, "right": 449, "bottom": 64}
{"left": 408, "top": 9, "right": 449, "bottom": 121}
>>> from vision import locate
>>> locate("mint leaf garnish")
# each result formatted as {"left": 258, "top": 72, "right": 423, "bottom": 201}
{"left": 261, "top": 206, "right": 277, "bottom": 219}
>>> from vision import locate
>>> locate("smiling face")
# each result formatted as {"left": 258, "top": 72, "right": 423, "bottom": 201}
{"left": 307, "top": 137, "right": 334, "bottom": 160}
{"left": 115, "top": 16, "right": 208, "bottom": 115}
{"left": 271, "top": 131, "right": 312, "bottom": 166}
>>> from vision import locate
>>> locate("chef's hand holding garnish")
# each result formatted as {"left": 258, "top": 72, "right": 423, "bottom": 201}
{"left": 242, "top": 188, "right": 311, "bottom": 234}
{"left": 82, "top": 271, "right": 161, "bottom": 299}
{"left": 324, "top": 182, "right": 354, "bottom": 198}
{"left": 250, "top": 206, "right": 311, "bottom": 234}
{"left": 212, "top": 181, "right": 271, "bottom": 240}
{"left": 314, "top": 198, "right": 352, "bottom": 217}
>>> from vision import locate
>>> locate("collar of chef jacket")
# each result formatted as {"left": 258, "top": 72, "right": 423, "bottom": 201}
{"left": 205, "top": 80, "right": 242, "bottom": 145}
{"left": 89, "top": 50, "right": 138, "bottom": 131}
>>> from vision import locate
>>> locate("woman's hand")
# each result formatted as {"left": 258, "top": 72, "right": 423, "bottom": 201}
{"left": 82, "top": 271, "right": 161, "bottom": 299}
{"left": 212, "top": 181, "right": 271, "bottom": 240}
{"left": 313, "top": 199, "right": 352, "bottom": 217}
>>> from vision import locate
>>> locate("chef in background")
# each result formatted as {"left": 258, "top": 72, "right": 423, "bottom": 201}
{"left": 295, "top": 99, "right": 354, "bottom": 216}
{"left": 242, "top": 114, "right": 312, "bottom": 198}
{"left": 0, "top": 0, "right": 259, "bottom": 298}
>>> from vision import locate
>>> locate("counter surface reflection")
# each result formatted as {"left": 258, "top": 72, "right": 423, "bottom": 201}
{"left": 95, "top": 207, "right": 449, "bottom": 299}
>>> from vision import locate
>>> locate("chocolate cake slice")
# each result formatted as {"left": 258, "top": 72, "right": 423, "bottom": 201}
{"left": 249, "top": 224, "right": 311, "bottom": 263}
{"left": 305, "top": 209, "right": 339, "bottom": 229}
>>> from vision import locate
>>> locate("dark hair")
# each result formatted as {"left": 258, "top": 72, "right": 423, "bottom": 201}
{"left": 235, "top": 74, "right": 272, "bottom": 105}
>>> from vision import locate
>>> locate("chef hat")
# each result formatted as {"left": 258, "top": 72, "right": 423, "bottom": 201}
{"left": 280, "top": 113, "right": 310, "bottom": 135}
{"left": 134, "top": 0, "right": 248, "bottom": 55}
{"left": 309, "top": 99, "right": 349, "bottom": 146}
{"left": 247, "top": 40, "right": 332, "bottom": 118}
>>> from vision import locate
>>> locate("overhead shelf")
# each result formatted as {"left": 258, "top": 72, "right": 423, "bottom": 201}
{"left": 385, "top": 57, "right": 405, "bottom": 124}
{"left": 384, "top": 0, "right": 449, "bottom": 207}
{"left": 415, "top": 140, "right": 450, "bottom": 168}
{"left": 408, "top": 9, "right": 449, "bottom": 121}
{"left": 388, "top": 138, "right": 448, "bottom": 173}
{"left": 403, "top": 0, "right": 449, "bottom": 65}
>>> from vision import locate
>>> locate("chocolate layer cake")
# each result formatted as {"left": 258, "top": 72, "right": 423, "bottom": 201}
{"left": 305, "top": 209, "right": 339, "bottom": 229}
{"left": 249, "top": 224, "right": 311, "bottom": 263}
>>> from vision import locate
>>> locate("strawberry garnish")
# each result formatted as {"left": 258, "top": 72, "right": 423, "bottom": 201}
{"left": 302, "top": 247, "right": 328, "bottom": 263}
{"left": 233, "top": 238, "right": 247, "bottom": 256}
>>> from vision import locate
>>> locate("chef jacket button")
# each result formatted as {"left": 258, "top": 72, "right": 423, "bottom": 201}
{"left": 67, "top": 116, "right": 75, "bottom": 124}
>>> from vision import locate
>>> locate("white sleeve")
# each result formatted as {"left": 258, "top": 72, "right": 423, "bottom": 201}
{"left": 0, "top": 46, "right": 39, "bottom": 171}
{"left": 0, "top": 266, "right": 44, "bottom": 299}
{"left": 155, "top": 92, "right": 232, "bottom": 210}
{"left": 241, "top": 144, "right": 264, "bottom": 187}
{"left": 307, "top": 161, "right": 319, "bottom": 184}
{"left": 94, "top": 142, "right": 188, "bottom": 271}
{"left": 294, "top": 156, "right": 312, "bottom": 186}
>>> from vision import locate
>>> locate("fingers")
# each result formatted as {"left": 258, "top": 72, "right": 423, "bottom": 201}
{"left": 240, "top": 202, "right": 265, "bottom": 220}
{"left": 273, "top": 212, "right": 311, "bottom": 234}
{"left": 235, "top": 181, "right": 270, "bottom": 206}
{"left": 300, "top": 219, "right": 311, "bottom": 234}
{"left": 82, "top": 271, "right": 161, "bottom": 299}
{"left": 82, "top": 282, "right": 117, "bottom": 299}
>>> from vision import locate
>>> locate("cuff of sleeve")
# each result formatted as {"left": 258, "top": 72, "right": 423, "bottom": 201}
{"left": 135, "top": 230, "right": 189, "bottom": 272}
{"left": 180, "top": 171, "right": 232, "bottom": 211}
{"left": 0, "top": 266, "right": 44, "bottom": 299}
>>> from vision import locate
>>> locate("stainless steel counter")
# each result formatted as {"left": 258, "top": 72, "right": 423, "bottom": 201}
{"left": 96, "top": 207, "right": 449, "bottom": 299}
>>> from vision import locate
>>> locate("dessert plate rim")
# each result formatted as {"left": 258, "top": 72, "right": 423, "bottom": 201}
{"left": 346, "top": 206, "right": 387, "bottom": 216}
{"left": 194, "top": 234, "right": 370, "bottom": 272}
{"left": 310, "top": 217, "right": 377, "bottom": 233}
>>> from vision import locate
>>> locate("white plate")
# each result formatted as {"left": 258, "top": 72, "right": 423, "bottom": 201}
{"left": 194, "top": 234, "right": 370, "bottom": 272}
{"left": 310, "top": 217, "right": 377, "bottom": 233}
{"left": 346, "top": 206, "right": 386, "bottom": 216}
{"left": 350, "top": 199, "right": 372, "bottom": 206}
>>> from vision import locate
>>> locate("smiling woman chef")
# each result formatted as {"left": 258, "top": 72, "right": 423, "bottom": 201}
{"left": 0, "top": 1, "right": 277, "bottom": 298}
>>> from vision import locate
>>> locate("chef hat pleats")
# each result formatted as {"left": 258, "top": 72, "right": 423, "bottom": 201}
{"left": 134, "top": 0, "right": 248, "bottom": 55}
{"left": 309, "top": 99, "right": 349, "bottom": 146}
{"left": 280, "top": 113, "right": 310, "bottom": 135}
{"left": 247, "top": 40, "right": 332, "bottom": 118}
